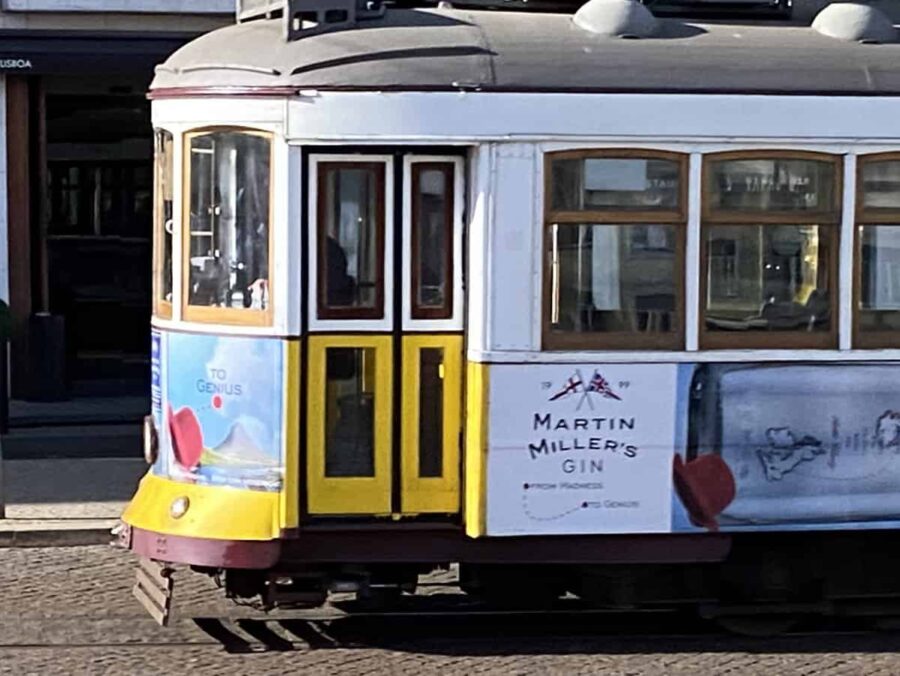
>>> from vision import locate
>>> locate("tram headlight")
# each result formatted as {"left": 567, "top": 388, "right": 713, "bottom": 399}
{"left": 170, "top": 496, "right": 190, "bottom": 519}
{"left": 142, "top": 415, "right": 159, "bottom": 465}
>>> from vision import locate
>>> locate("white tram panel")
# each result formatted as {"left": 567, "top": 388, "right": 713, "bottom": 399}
{"left": 285, "top": 93, "right": 900, "bottom": 145}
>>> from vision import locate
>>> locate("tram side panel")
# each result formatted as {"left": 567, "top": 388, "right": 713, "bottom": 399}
{"left": 469, "top": 360, "right": 900, "bottom": 539}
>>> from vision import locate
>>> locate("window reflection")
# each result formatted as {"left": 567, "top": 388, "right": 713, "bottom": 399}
{"left": 418, "top": 348, "right": 444, "bottom": 478}
{"left": 413, "top": 164, "right": 453, "bottom": 318}
{"left": 155, "top": 130, "right": 174, "bottom": 308}
{"left": 859, "top": 225, "right": 900, "bottom": 332}
{"left": 325, "top": 347, "right": 375, "bottom": 478}
{"left": 319, "top": 164, "right": 383, "bottom": 318}
{"left": 707, "top": 158, "right": 835, "bottom": 212}
{"left": 705, "top": 225, "right": 830, "bottom": 332}
{"left": 549, "top": 224, "right": 678, "bottom": 335}
{"left": 551, "top": 157, "right": 681, "bottom": 211}
{"left": 861, "top": 160, "right": 900, "bottom": 211}
{"left": 187, "top": 131, "right": 270, "bottom": 311}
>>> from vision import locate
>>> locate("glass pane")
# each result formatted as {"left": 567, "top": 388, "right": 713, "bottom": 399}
{"left": 418, "top": 348, "right": 444, "bottom": 478}
{"left": 413, "top": 165, "right": 453, "bottom": 317}
{"left": 321, "top": 164, "right": 382, "bottom": 313}
{"left": 705, "top": 225, "right": 831, "bottom": 332}
{"left": 325, "top": 347, "right": 375, "bottom": 478}
{"left": 861, "top": 160, "right": 900, "bottom": 211}
{"left": 548, "top": 224, "right": 678, "bottom": 335}
{"left": 859, "top": 225, "right": 900, "bottom": 332}
{"left": 707, "top": 158, "right": 835, "bottom": 212}
{"left": 156, "top": 131, "right": 175, "bottom": 304}
{"left": 551, "top": 157, "right": 681, "bottom": 211}
{"left": 187, "top": 132, "right": 270, "bottom": 310}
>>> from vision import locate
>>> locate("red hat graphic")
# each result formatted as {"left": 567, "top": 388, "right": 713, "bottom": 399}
{"left": 673, "top": 454, "right": 736, "bottom": 531}
{"left": 168, "top": 404, "right": 204, "bottom": 470}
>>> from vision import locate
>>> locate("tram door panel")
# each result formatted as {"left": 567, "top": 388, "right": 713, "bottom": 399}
{"left": 307, "top": 155, "right": 464, "bottom": 517}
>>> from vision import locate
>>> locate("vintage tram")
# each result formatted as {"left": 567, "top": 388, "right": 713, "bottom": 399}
{"left": 119, "top": 0, "right": 900, "bottom": 630}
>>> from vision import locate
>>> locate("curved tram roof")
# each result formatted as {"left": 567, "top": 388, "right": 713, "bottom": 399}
{"left": 151, "top": 8, "right": 900, "bottom": 96}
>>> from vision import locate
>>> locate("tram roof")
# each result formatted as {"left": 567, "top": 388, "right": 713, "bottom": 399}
{"left": 150, "top": 8, "right": 900, "bottom": 96}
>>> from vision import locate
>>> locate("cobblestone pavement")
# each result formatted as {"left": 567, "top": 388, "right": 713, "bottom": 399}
{"left": 2, "top": 546, "right": 900, "bottom": 675}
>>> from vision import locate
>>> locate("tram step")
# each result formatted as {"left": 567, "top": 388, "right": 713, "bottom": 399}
{"left": 132, "top": 557, "right": 175, "bottom": 627}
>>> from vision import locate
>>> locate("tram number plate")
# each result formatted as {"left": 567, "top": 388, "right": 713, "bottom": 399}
{"left": 132, "top": 557, "right": 174, "bottom": 627}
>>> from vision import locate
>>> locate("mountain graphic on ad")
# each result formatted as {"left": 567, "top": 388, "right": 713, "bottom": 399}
{"left": 167, "top": 404, "right": 276, "bottom": 471}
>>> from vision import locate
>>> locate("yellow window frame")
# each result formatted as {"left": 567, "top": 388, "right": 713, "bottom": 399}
{"left": 306, "top": 334, "right": 392, "bottom": 515}
{"left": 400, "top": 334, "right": 463, "bottom": 515}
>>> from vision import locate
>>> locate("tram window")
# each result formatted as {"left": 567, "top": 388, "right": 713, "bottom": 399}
{"left": 411, "top": 163, "right": 454, "bottom": 319}
{"left": 551, "top": 157, "right": 682, "bottom": 212}
{"left": 154, "top": 130, "right": 174, "bottom": 318}
{"left": 317, "top": 163, "right": 385, "bottom": 320}
{"left": 856, "top": 156, "right": 900, "bottom": 347}
{"left": 418, "top": 347, "right": 444, "bottom": 478}
{"left": 543, "top": 151, "right": 686, "bottom": 350}
{"left": 325, "top": 347, "right": 376, "bottom": 477}
{"left": 706, "top": 157, "right": 836, "bottom": 214}
{"left": 548, "top": 224, "right": 680, "bottom": 344}
{"left": 184, "top": 130, "right": 271, "bottom": 322}
{"left": 701, "top": 153, "right": 840, "bottom": 349}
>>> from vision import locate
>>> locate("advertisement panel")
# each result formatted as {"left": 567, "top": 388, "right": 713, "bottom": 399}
{"left": 486, "top": 364, "right": 679, "bottom": 535}
{"left": 485, "top": 362, "right": 900, "bottom": 536}
{"left": 151, "top": 331, "right": 284, "bottom": 492}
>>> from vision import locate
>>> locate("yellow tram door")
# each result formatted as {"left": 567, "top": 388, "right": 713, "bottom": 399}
{"left": 306, "top": 155, "right": 465, "bottom": 517}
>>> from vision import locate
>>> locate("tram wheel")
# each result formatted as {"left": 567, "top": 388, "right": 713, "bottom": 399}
{"left": 715, "top": 614, "right": 799, "bottom": 637}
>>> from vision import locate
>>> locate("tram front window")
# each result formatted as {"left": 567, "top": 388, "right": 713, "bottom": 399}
{"left": 318, "top": 163, "right": 384, "bottom": 319}
{"left": 549, "top": 223, "right": 678, "bottom": 336}
{"left": 186, "top": 130, "right": 270, "bottom": 315}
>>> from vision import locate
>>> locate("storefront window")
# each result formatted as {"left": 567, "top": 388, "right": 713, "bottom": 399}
{"left": 154, "top": 130, "right": 174, "bottom": 317}
{"left": 317, "top": 163, "right": 385, "bottom": 320}
{"left": 543, "top": 151, "right": 686, "bottom": 350}
{"left": 701, "top": 153, "right": 840, "bottom": 349}
{"left": 856, "top": 155, "right": 900, "bottom": 347}
{"left": 184, "top": 130, "right": 271, "bottom": 323}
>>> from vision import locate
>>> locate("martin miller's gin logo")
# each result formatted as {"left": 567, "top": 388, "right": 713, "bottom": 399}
{"left": 548, "top": 369, "right": 622, "bottom": 410}
{"left": 0, "top": 59, "right": 32, "bottom": 70}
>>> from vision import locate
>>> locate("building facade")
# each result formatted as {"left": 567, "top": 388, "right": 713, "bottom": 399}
{"left": 0, "top": 0, "right": 231, "bottom": 405}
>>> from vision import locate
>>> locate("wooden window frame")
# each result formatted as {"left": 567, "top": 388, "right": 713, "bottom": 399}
{"left": 699, "top": 150, "right": 842, "bottom": 350}
{"left": 854, "top": 152, "right": 900, "bottom": 348}
{"left": 181, "top": 127, "right": 274, "bottom": 327}
{"left": 153, "top": 129, "right": 174, "bottom": 320}
{"left": 410, "top": 162, "right": 454, "bottom": 320}
{"left": 542, "top": 149, "right": 688, "bottom": 351}
{"left": 316, "top": 161, "right": 386, "bottom": 321}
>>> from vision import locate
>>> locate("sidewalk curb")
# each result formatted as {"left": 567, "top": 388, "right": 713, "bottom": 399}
{"left": 0, "top": 524, "right": 117, "bottom": 548}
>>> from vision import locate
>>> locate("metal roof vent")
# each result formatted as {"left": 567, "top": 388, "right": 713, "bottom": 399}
{"left": 573, "top": 0, "right": 659, "bottom": 39}
{"left": 812, "top": 3, "right": 897, "bottom": 44}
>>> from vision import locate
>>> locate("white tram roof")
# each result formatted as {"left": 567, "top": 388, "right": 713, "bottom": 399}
{"left": 150, "top": 7, "right": 900, "bottom": 96}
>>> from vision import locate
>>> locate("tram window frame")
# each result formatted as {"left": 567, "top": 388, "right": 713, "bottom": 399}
{"left": 854, "top": 152, "right": 900, "bottom": 348}
{"left": 181, "top": 127, "right": 274, "bottom": 327}
{"left": 542, "top": 149, "right": 688, "bottom": 351}
{"left": 316, "top": 161, "right": 387, "bottom": 321}
{"left": 153, "top": 129, "right": 175, "bottom": 319}
{"left": 699, "top": 150, "right": 842, "bottom": 350}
